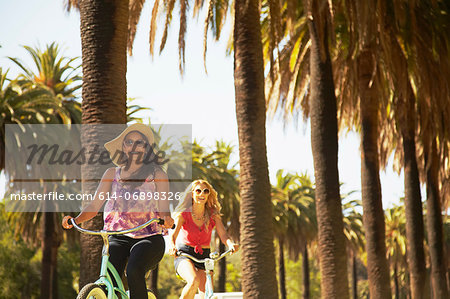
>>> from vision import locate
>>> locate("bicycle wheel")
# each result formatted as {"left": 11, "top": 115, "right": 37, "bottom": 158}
{"left": 77, "top": 283, "right": 107, "bottom": 299}
{"left": 147, "top": 290, "right": 157, "bottom": 299}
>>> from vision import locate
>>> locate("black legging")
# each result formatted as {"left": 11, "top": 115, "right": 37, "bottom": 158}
{"left": 108, "top": 234, "right": 165, "bottom": 299}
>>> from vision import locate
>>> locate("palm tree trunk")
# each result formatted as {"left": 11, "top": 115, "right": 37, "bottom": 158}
{"left": 233, "top": 0, "right": 278, "bottom": 297}
{"left": 52, "top": 243, "right": 59, "bottom": 299}
{"left": 149, "top": 265, "right": 158, "bottom": 297}
{"left": 394, "top": 262, "right": 399, "bottom": 299}
{"left": 352, "top": 253, "right": 357, "bottom": 299}
{"left": 305, "top": 0, "right": 349, "bottom": 297}
{"left": 358, "top": 48, "right": 392, "bottom": 299}
{"left": 41, "top": 212, "right": 57, "bottom": 299}
{"left": 425, "top": 137, "right": 449, "bottom": 298}
{"left": 79, "top": 0, "right": 128, "bottom": 288}
{"left": 303, "top": 244, "right": 310, "bottom": 299}
{"left": 278, "top": 239, "right": 287, "bottom": 299}
{"left": 217, "top": 241, "right": 227, "bottom": 292}
{"left": 401, "top": 89, "right": 428, "bottom": 299}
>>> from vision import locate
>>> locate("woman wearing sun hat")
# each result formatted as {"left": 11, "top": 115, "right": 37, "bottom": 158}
{"left": 62, "top": 123, "right": 174, "bottom": 299}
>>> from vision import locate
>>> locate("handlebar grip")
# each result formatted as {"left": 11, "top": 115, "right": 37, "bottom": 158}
{"left": 157, "top": 219, "right": 176, "bottom": 229}
{"left": 62, "top": 217, "right": 75, "bottom": 230}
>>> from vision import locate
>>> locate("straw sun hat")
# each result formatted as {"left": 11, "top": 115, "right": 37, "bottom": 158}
{"left": 104, "top": 123, "right": 160, "bottom": 167}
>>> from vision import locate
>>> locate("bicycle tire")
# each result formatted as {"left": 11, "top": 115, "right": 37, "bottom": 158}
{"left": 77, "top": 283, "right": 107, "bottom": 299}
{"left": 147, "top": 290, "right": 157, "bottom": 299}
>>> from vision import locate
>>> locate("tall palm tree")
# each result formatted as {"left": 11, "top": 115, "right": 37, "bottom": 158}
{"left": 233, "top": 0, "right": 278, "bottom": 296}
{"left": 67, "top": 0, "right": 129, "bottom": 288}
{"left": 6, "top": 43, "right": 83, "bottom": 299}
{"left": 423, "top": 136, "right": 448, "bottom": 299}
{"left": 271, "top": 170, "right": 317, "bottom": 299}
{"left": 341, "top": 198, "right": 365, "bottom": 299}
{"left": 1, "top": 67, "right": 81, "bottom": 298}
{"left": 303, "top": 0, "right": 349, "bottom": 297}
{"left": 385, "top": 204, "right": 408, "bottom": 299}
{"left": 346, "top": 2, "right": 393, "bottom": 297}
{"left": 374, "top": 2, "right": 432, "bottom": 296}
{"left": 407, "top": 2, "right": 450, "bottom": 297}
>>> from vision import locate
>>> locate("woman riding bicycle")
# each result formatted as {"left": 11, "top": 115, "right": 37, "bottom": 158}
{"left": 62, "top": 123, "right": 174, "bottom": 299}
{"left": 168, "top": 180, "right": 239, "bottom": 299}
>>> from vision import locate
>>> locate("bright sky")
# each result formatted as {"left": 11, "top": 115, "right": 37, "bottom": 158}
{"left": 0, "top": 0, "right": 408, "bottom": 208}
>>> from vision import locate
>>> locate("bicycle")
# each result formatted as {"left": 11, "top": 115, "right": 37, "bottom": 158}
{"left": 70, "top": 217, "right": 167, "bottom": 299}
{"left": 176, "top": 248, "right": 234, "bottom": 299}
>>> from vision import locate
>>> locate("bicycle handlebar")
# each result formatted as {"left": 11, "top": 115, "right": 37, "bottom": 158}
{"left": 69, "top": 217, "right": 166, "bottom": 236}
{"left": 176, "top": 248, "right": 234, "bottom": 263}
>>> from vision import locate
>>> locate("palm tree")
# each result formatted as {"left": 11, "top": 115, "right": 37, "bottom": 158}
{"left": 8, "top": 43, "right": 81, "bottom": 98}
{"left": 343, "top": 2, "right": 393, "bottom": 297}
{"left": 341, "top": 198, "right": 365, "bottom": 299}
{"left": 303, "top": 0, "right": 350, "bottom": 297}
{"left": 9, "top": 43, "right": 82, "bottom": 124}
{"left": 6, "top": 43, "right": 84, "bottom": 299}
{"left": 405, "top": 2, "right": 450, "bottom": 297}
{"left": 271, "top": 170, "right": 317, "bottom": 299}
{"left": 385, "top": 205, "right": 408, "bottom": 298}
{"left": 233, "top": 0, "right": 278, "bottom": 296}
{"left": 1, "top": 67, "right": 82, "bottom": 299}
{"left": 423, "top": 136, "right": 448, "bottom": 299}
{"left": 67, "top": 0, "right": 129, "bottom": 288}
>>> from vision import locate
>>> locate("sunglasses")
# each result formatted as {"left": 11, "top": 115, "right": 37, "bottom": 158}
{"left": 194, "top": 188, "right": 210, "bottom": 195}
{"left": 123, "top": 139, "right": 147, "bottom": 148}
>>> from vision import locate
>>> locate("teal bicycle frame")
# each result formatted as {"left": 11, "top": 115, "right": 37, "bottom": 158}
{"left": 71, "top": 217, "right": 164, "bottom": 299}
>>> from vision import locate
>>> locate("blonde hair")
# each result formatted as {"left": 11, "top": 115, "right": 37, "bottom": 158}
{"left": 173, "top": 180, "right": 222, "bottom": 230}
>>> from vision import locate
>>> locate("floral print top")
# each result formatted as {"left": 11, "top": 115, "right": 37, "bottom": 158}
{"left": 103, "top": 167, "right": 167, "bottom": 238}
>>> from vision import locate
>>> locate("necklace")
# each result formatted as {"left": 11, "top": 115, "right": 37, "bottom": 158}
{"left": 192, "top": 212, "right": 206, "bottom": 221}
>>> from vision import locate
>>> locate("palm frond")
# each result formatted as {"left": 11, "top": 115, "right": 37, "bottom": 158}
{"left": 159, "top": 0, "right": 177, "bottom": 53}
{"left": 128, "top": 0, "right": 146, "bottom": 56}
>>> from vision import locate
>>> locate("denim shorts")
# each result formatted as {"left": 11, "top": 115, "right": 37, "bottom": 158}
{"left": 174, "top": 244, "right": 211, "bottom": 273}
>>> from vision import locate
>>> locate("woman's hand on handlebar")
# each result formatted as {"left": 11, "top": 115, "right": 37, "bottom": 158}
{"left": 162, "top": 215, "right": 175, "bottom": 229}
{"left": 226, "top": 239, "right": 239, "bottom": 253}
{"left": 168, "top": 245, "right": 178, "bottom": 257}
{"left": 62, "top": 215, "right": 75, "bottom": 229}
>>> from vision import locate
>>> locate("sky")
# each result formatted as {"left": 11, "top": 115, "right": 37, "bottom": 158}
{"left": 0, "top": 0, "right": 409, "bottom": 208}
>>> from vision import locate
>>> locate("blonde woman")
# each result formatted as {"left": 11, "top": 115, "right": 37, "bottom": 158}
{"left": 168, "top": 180, "right": 239, "bottom": 299}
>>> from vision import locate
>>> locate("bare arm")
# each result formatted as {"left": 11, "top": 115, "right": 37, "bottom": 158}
{"left": 214, "top": 215, "right": 239, "bottom": 252}
{"left": 168, "top": 214, "right": 185, "bottom": 256}
{"left": 62, "top": 167, "right": 115, "bottom": 229}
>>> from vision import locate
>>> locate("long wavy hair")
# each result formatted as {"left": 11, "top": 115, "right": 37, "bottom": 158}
{"left": 173, "top": 180, "right": 222, "bottom": 230}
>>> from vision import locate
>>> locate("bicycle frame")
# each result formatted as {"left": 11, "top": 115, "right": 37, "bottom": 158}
{"left": 177, "top": 249, "right": 233, "bottom": 299}
{"left": 71, "top": 217, "right": 164, "bottom": 299}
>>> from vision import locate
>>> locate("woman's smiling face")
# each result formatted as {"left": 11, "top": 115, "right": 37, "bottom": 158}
{"left": 122, "top": 131, "right": 148, "bottom": 163}
{"left": 192, "top": 182, "right": 210, "bottom": 204}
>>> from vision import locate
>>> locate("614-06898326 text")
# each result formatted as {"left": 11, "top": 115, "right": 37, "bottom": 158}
{"left": 96, "top": 191, "right": 181, "bottom": 201}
